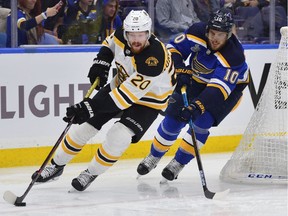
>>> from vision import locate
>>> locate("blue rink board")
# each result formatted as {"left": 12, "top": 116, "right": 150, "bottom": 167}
{"left": 0, "top": 44, "right": 278, "bottom": 54}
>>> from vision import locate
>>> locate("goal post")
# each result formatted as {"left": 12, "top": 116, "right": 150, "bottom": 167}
{"left": 220, "top": 26, "right": 288, "bottom": 184}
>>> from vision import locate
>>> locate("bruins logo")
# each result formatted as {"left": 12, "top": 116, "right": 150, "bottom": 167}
{"left": 145, "top": 57, "right": 159, "bottom": 66}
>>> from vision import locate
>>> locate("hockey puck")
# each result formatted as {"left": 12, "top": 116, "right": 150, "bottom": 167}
{"left": 15, "top": 202, "right": 26, "bottom": 207}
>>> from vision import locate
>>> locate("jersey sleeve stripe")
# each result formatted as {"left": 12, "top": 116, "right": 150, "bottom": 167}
{"left": 186, "top": 34, "right": 207, "bottom": 47}
{"left": 110, "top": 88, "right": 131, "bottom": 109}
{"left": 145, "top": 90, "right": 174, "bottom": 100}
{"left": 237, "top": 68, "right": 250, "bottom": 83}
{"left": 131, "top": 57, "right": 136, "bottom": 69}
{"left": 17, "top": 17, "right": 26, "bottom": 28}
{"left": 192, "top": 76, "right": 207, "bottom": 84}
{"left": 207, "top": 83, "right": 229, "bottom": 100}
{"left": 169, "top": 47, "right": 182, "bottom": 56}
{"left": 135, "top": 100, "right": 169, "bottom": 110}
{"left": 210, "top": 78, "right": 231, "bottom": 94}
{"left": 160, "top": 41, "right": 169, "bottom": 71}
{"left": 119, "top": 84, "right": 139, "bottom": 102}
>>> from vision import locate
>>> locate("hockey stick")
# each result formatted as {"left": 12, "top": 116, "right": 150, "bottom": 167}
{"left": 3, "top": 78, "right": 100, "bottom": 207}
{"left": 181, "top": 86, "right": 230, "bottom": 200}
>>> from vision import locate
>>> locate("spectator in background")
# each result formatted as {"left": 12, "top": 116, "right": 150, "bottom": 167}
{"left": 60, "top": 0, "right": 102, "bottom": 44}
{"left": 97, "top": 0, "right": 122, "bottom": 43}
{"left": 155, "top": 0, "right": 200, "bottom": 43}
{"left": 193, "top": 0, "right": 220, "bottom": 22}
{"left": 220, "top": 0, "right": 270, "bottom": 13}
{"left": 240, "top": 0, "right": 269, "bottom": 10}
{"left": 6, "top": 0, "right": 62, "bottom": 47}
{"left": 42, "top": 0, "right": 65, "bottom": 42}
{"left": 0, "top": 0, "right": 10, "bottom": 8}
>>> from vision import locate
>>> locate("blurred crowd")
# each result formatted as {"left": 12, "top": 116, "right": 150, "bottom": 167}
{"left": 0, "top": 0, "right": 287, "bottom": 47}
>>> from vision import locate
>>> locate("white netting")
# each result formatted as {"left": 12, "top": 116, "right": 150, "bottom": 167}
{"left": 220, "top": 26, "right": 288, "bottom": 184}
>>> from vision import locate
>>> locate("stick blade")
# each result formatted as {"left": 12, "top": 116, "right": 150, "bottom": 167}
{"left": 3, "top": 191, "right": 17, "bottom": 205}
{"left": 3, "top": 191, "right": 26, "bottom": 206}
{"left": 206, "top": 188, "right": 230, "bottom": 200}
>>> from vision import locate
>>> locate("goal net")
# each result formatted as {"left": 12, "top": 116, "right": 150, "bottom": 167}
{"left": 220, "top": 26, "right": 288, "bottom": 184}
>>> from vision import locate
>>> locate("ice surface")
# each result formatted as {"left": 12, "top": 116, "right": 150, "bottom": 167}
{"left": 0, "top": 153, "right": 287, "bottom": 216}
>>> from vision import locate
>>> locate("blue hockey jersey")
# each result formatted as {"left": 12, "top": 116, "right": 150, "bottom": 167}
{"left": 167, "top": 22, "right": 249, "bottom": 112}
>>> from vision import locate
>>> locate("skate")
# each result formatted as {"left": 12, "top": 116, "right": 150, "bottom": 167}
{"left": 137, "top": 154, "right": 161, "bottom": 176}
{"left": 31, "top": 160, "right": 64, "bottom": 183}
{"left": 71, "top": 169, "right": 97, "bottom": 191}
{"left": 161, "top": 159, "right": 184, "bottom": 181}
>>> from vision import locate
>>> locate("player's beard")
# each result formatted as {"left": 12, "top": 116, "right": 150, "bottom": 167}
{"left": 208, "top": 39, "right": 226, "bottom": 51}
{"left": 130, "top": 42, "right": 146, "bottom": 54}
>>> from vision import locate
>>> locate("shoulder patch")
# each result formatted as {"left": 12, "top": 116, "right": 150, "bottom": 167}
{"left": 134, "top": 38, "right": 166, "bottom": 77}
{"left": 145, "top": 57, "right": 159, "bottom": 67}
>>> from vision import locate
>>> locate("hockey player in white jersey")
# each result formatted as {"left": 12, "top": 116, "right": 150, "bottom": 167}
{"left": 31, "top": 10, "right": 176, "bottom": 191}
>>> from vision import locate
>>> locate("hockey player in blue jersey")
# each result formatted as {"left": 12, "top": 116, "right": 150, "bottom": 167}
{"left": 137, "top": 8, "right": 250, "bottom": 181}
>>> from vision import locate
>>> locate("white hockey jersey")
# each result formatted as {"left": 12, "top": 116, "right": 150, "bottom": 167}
{"left": 102, "top": 28, "right": 176, "bottom": 111}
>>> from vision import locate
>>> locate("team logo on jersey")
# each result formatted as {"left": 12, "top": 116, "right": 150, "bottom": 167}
{"left": 191, "top": 44, "right": 200, "bottom": 52}
{"left": 145, "top": 57, "right": 159, "bottom": 66}
{"left": 192, "top": 53, "right": 214, "bottom": 75}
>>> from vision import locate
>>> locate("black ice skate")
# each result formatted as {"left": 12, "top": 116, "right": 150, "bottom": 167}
{"left": 161, "top": 159, "right": 184, "bottom": 181}
{"left": 137, "top": 154, "right": 161, "bottom": 176}
{"left": 31, "top": 159, "right": 65, "bottom": 183}
{"left": 71, "top": 169, "right": 97, "bottom": 191}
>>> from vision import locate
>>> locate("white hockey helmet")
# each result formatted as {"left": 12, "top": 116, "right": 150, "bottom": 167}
{"left": 123, "top": 10, "right": 152, "bottom": 41}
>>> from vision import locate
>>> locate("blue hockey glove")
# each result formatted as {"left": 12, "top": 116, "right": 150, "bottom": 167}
{"left": 88, "top": 58, "right": 110, "bottom": 90}
{"left": 178, "top": 100, "right": 205, "bottom": 122}
{"left": 63, "top": 98, "right": 96, "bottom": 124}
{"left": 174, "top": 67, "right": 193, "bottom": 94}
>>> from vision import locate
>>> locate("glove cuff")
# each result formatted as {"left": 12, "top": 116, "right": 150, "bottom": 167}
{"left": 93, "top": 59, "right": 111, "bottom": 68}
{"left": 193, "top": 100, "right": 205, "bottom": 114}
{"left": 83, "top": 100, "right": 95, "bottom": 118}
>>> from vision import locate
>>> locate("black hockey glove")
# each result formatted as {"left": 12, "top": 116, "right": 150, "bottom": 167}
{"left": 174, "top": 67, "right": 193, "bottom": 94}
{"left": 63, "top": 98, "right": 96, "bottom": 125}
{"left": 88, "top": 58, "right": 111, "bottom": 90}
{"left": 178, "top": 100, "right": 205, "bottom": 123}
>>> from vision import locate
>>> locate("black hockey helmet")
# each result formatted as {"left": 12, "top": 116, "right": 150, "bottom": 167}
{"left": 207, "top": 8, "right": 234, "bottom": 38}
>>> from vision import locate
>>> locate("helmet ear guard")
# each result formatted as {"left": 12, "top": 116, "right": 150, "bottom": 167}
{"left": 206, "top": 8, "right": 234, "bottom": 39}
{"left": 123, "top": 10, "right": 152, "bottom": 41}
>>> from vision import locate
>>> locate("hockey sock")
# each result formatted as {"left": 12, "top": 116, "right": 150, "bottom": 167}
{"left": 88, "top": 122, "right": 134, "bottom": 175}
{"left": 150, "top": 115, "right": 186, "bottom": 157}
{"left": 53, "top": 123, "right": 98, "bottom": 166}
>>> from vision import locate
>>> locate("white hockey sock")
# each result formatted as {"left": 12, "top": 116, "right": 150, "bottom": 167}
{"left": 53, "top": 123, "right": 98, "bottom": 166}
{"left": 88, "top": 122, "right": 134, "bottom": 175}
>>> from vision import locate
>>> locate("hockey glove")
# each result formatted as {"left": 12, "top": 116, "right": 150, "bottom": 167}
{"left": 178, "top": 100, "right": 205, "bottom": 123}
{"left": 174, "top": 67, "right": 193, "bottom": 94}
{"left": 88, "top": 58, "right": 111, "bottom": 90}
{"left": 63, "top": 98, "right": 96, "bottom": 125}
